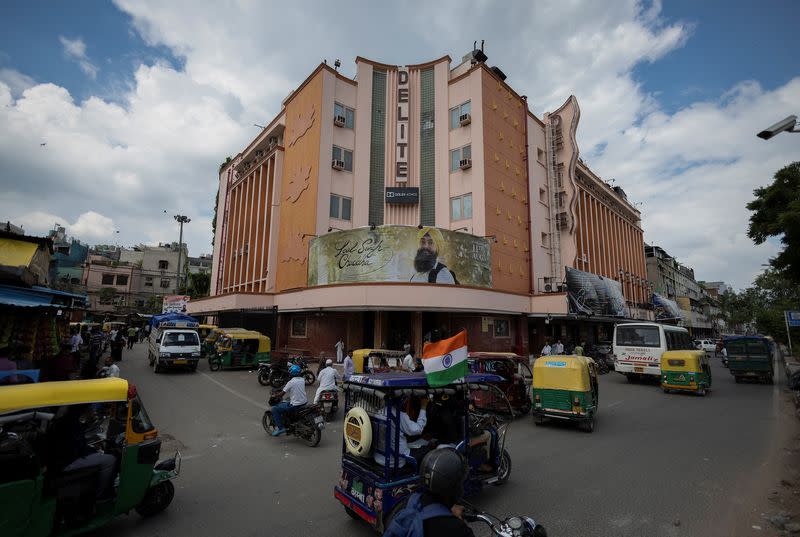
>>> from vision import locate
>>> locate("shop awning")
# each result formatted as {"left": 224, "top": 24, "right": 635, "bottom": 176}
{"left": 0, "top": 284, "right": 88, "bottom": 309}
{"left": 0, "top": 238, "right": 38, "bottom": 267}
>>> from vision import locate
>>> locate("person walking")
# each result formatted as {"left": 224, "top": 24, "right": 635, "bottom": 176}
{"left": 70, "top": 328, "right": 83, "bottom": 370}
{"left": 126, "top": 326, "right": 137, "bottom": 349}
{"left": 553, "top": 339, "right": 564, "bottom": 355}
{"left": 343, "top": 350, "right": 354, "bottom": 380}
{"left": 541, "top": 340, "right": 552, "bottom": 356}
{"left": 335, "top": 338, "right": 344, "bottom": 364}
{"left": 574, "top": 341, "right": 586, "bottom": 356}
{"left": 110, "top": 331, "right": 125, "bottom": 362}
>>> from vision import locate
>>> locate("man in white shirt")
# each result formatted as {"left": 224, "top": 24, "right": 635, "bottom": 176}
{"left": 70, "top": 331, "right": 83, "bottom": 353}
{"left": 541, "top": 341, "right": 552, "bottom": 356}
{"left": 553, "top": 340, "right": 564, "bottom": 355}
{"left": 374, "top": 397, "right": 429, "bottom": 468}
{"left": 402, "top": 350, "right": 415, "bottom": 372}
{"left": 314, "top": 359, "right": 340, "bottom": 403}
{"left": 343, "top": 351, "right": 354, "bottom": 379}
{"left": 271, "top": 365, "right": 308, "bottom": 436}
{"left": 98, "top": 356, "right": 120, "bottom": 378}
{"left": 335, "top": 339, "right": 344, "bottom": 363}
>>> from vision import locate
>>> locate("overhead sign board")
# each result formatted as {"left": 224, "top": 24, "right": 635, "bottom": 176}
{"left": 385, "top": 187, "right": 419, "bottom": 204}
{"left": 787, "top": 311, "right": 800, "bottom": 328}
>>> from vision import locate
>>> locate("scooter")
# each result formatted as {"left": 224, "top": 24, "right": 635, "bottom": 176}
{"left": 462, "top": 502, "right": 547, "bottom": 537}
{"left": 318, "top": 388, "right": 339, "bottom": 420}
{"left": 262, "top": 390, "right": 325, "bottom": 447}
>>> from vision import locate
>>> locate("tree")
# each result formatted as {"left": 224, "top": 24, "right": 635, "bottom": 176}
{"left": 186, "top": 271, "right": 210, "bottom": 298}
{"left": 747, "top": 161, "right": 800, "bottom": 284}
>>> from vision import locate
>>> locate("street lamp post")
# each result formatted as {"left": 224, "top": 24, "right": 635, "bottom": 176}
{"left": 174, "top": 214, "right": 191, "bottom": 292}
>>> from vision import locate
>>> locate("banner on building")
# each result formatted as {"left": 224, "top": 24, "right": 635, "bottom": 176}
{"left": 308, "top": 226, "right": 492, "bottom": 287}
{"left": 564, "top": 266, "right": 628, "bottom": 317}
{"left": 653, "top": 293, "right": 685, "bottom": 322}
{"left": 162, "top": 295, "right": 190, "bottom": 314}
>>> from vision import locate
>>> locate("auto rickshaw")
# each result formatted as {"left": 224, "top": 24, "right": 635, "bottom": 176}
{"left": 102, "top": 321, "right": 126, "bottom": 333}
{"left": 201, "top": 327, "right": 240, "bottom": 358}
{"left": 725, "top": 335, "right": 774, "bottom": 384}
{"left": 468, "top": 352, "right": 533, "bottom": 415}
{"left": 531, "top": 355, "right": 599, "bottom": 432}
{"left": 660, "top": 350, "right": 711, "bottom": 395}
{"left": 335, "top": 372, "right": 514, "bottom": 532}
{"left": 209, "top": 329, "right": 271, "bottom": 371}
{"left": 197, "top": 324, "right": 217, "bottom": 342}
{"left": 0, "top": 377, "right": 180, "bottom": 536}
{"left": 352, "top": 349, "right": 407, "bottom": 374}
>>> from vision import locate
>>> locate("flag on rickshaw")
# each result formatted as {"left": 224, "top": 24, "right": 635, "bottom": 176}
{"left": 422, "top": 330, "right": 468, "bottom": 387}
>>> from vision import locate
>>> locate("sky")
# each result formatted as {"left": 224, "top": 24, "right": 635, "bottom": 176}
{"left": 0, "top": 0, "right": 798, "bottom": 290}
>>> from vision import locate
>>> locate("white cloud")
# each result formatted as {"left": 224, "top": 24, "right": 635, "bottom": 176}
{"left": 0, "top": 68, "right": 35, "bottom": 97}
{"left": 58, "top": 36, "right": 99, "bottom": 79}
{"left": 11, "top": 210, "right": 117, "bottom": 242}
{"left": 0, "top": 1, "right": 797, "bottom": 288}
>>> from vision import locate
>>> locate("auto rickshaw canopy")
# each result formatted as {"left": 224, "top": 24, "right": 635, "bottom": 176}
{"left": 660, "top": 350, "right": 705, "bottom": 371}
{"left": 352, "top": 348, "right": 406, "bottom": 373}
{"left": 532, "top": 355, "right": 593, "bottom": 391}
{"left": 216, "top": 330, "right": 270, "bottom": 353}
{"left": 0, "top": 377, "right": 130, "bottom": 415}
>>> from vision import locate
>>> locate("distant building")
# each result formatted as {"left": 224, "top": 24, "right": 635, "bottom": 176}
{"left": 0, "top": 220, "right": 25, "bottom": 235}
{"left": 702, "top": 281, "right": 730, "bottom": 298}
{"left": 188, "top": 254, "right": 212, "bottom": 275}
{"left": 48, "top": 225, "right": 89, "bottom": 293}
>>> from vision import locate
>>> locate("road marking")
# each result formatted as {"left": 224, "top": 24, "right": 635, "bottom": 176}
{"left": 607, "top": 400, "right": 623, "bottom": 408}
{"left": 199, "top": 371, "right": 267, "bottom": 410}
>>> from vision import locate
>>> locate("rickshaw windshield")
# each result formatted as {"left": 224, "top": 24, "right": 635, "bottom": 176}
{"left": 130, "top": 394, "right": 154, "bottom": 433}
{"left": 468, "top": 382, "right": 514, "bottom": 463}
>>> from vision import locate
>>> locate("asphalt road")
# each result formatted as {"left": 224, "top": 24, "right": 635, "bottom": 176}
{"left": 100, "top": 344, "right": 786, "bottom": 537}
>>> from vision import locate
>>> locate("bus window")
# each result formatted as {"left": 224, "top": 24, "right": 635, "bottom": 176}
{"left": 616, "top": 325, "right": 661, "bottom": 347}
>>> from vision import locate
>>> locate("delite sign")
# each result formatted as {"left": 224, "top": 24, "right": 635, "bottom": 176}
{"left": 395, "top": 67, "right": 409, "bottom": 183}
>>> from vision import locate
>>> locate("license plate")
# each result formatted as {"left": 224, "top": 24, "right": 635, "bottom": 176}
{"left": 634, "top": 367, "right": 643, "bottom": 373}
{"left": 314, "top": 415, "right": 324, "bottom": 424}
{"left": 174, "top": 359, "right": 187, "bottom": 364}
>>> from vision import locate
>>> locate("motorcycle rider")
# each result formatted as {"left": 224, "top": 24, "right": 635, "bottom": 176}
{"left": 271, "top": 365, "right": 307, "bottom": 436}
{"left": 383, "top": 447, "right": 474, "bottom": 536}
{"left": 314, "top": 359, "right": 340, "bottom": 403}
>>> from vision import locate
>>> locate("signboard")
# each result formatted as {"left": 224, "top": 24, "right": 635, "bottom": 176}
{"left": 385, "top": 187, "right": 419, "bottom": 204}
{"left": 308, "top": 226, "right": 492, "bottom": 287}
{"left": 162, "top": 295, "right": 190, "bottom": 314}
{"left": 787, "top": 311, "right": 800, "bottom": 328}
{"left": 653, "top": 293, "right": 685, "bottom": 322}
{"left": 395, "top": 67, "right": 409, "bottom": 183}
{"left": 565, "top": 266, "right": 628, "bottom": 317}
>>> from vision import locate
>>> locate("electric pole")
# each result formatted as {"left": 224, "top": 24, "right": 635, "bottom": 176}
{"left": 174, "top": 214, "right": 191, "bottom": 292}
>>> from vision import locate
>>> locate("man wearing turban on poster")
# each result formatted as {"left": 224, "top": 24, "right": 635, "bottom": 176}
{"left": 410, "top": 227, "right": 457, "bottom": 284}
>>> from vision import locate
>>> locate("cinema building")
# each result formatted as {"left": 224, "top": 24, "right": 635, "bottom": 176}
{"left": 189, "top": 48, "right": 652, "bottom": 357}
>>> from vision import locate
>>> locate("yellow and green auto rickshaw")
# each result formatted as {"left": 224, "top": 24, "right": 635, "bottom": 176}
{"left": 209, "top": 330, "right": 271, "bottom": 371}
{"left": 0, "top": 378, "right": 180, "bottom": 536}
{"left": 197, "top": 324, "right": 217, "bottom": 342}
{"left": 201, "top": 327, "right": 236, "bottom": 358}
{"left": 102, "top": 321, "right": 126, "bottom": 334}
{"left": 351, "top": 349, "right": 407, "bottom": 374}
{"left": 660, "top": 350, "right": 711, "bottom": 396}
{"left": 532, "top": 355, "right": 599, "bottom": 432}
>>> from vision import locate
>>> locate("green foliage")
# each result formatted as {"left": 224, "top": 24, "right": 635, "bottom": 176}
{"left": 212, "top": 186, "right": 219, "bottom": 247}
{"left": 186, "top": 271, "right": 210, "bottom": 298}
{"left": 747, "top": 161, "right": 800, "bottom": 284}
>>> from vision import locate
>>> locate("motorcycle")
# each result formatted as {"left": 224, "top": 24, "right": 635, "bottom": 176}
{"left": 268, "top": 361, "right": 316, "bottom": 388}
{"left": 262, "top": 390, "right": 325, "bottom": 447}
{"left": 462, "top": 503, "right": 547, "bottom": 537}
{"left": 257, "top": 362, "right": 271, "bottom": 386}
{"left": 586, "top": 347, "right": 610, "bottom": 375}
{"left": 318, "top": 388, "right": 339, "bottom": 420}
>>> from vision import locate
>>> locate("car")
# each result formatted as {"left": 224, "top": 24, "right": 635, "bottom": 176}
{"left": 694, "top": 339, "right": 716, "bottom": 353}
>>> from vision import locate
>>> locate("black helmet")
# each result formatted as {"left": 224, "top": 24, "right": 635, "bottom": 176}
{"left": 419, "top": 448, "right": 467, "bottom": 506}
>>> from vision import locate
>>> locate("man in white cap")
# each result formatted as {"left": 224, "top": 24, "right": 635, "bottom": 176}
{"left": 314, "top": 359, "right": 341, "bottom": 404}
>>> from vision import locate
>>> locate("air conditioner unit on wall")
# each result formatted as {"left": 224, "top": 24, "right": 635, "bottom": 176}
{"left": 459, "top": 158, "right": 472, "bottom": 170}
{"left": 333, "top": 115, "right": 346, "bottom": 127}
{"left": 459, "top": 113, "right": 472, "bottom": 126}
{"left": 332, "top": 159, "right": 345, "bottom": 170}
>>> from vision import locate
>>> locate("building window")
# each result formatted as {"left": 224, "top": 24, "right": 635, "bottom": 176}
{"left": 144, "top": 276, "right": 153, "bottom": 287}
{"left": 537, "top": 148, "right": 545, "bottom": 163}
{"left": 541, "top": 232, "right": 548, "bottom": 246}
{"left": 449, "top": 101, "right": 471, "bottom": 129}
{"left": 449, "top": 144, "right": 472, "bottom": 172}
{"left": 450, "top": 193, "right": 473, "bottom": 221}
{"left": 332, "top": 146, "right": 353, "bottom": 172}
{"left": 539, "top": 188, "right": 547, "bottom": 204}
{"left": 493, "top": 319, "right": 510, "bottom": 338}
{"left": 101, "top": 274, "right": 114, "bottom": 285}
{"left": 158, "top": 260, "right": 169, "bottom": 270}
{"left": 291, "top": 316, "right": 307, "bottom": 338}
{"left": 116, "top": 274, "right": 128, "bottom": 286}
{"left": 330, "top": 194, "right": 352, "bottom": 221}
{"left": 334, "top": 102, "right": 355, "bottom": 129}
{"left": 160, "top": 278, "right": 170, "bottom": 288}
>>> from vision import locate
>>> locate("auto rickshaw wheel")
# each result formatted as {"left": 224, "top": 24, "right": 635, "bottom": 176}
{"left": 209, "top": 359, "right": 221, "bottom": 372}
{"left": 495, "top": 449, "right": 512, "bottom": 484}
{"left": 533, "top": 414, "right": 545, "bottom": 426}
{"left": 345, "top": 506, "right": 363, "bottom": 522}
{"left": 518, "top": 398, "right": 532, "bottom": 416}
{"left": 303, "top": 370, "right": 316, "bottom": 385}
{"left": 135, "top": 480, "right": 175, "bottom": 517}
{"left": 580, "top": 417, "right": 595, "bottom": 433}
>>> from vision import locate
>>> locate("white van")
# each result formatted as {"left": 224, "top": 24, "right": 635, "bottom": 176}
{"left": 148, "top": 320, "right": 201, "bottom": 373}
{"left": 612, "top": 322, "right": 694, "bottom": 380}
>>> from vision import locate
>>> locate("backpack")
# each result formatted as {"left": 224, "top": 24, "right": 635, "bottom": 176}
{"left": 428, "top": 263, "right": 460, "bottom": 285}
{"left": 383, "top": 492, "right": 453, "bottom": 537}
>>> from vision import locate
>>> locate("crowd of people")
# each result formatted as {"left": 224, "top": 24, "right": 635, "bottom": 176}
{"left": 539, "top": 338, "right": 586, "bottom": 357}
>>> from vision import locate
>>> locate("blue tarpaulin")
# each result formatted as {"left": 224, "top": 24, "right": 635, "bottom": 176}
{"left": 148, "top": 312, "right": 198, "bottom": 328}
{"left": 0, "top": 284, "right": 87, "bottom": 309}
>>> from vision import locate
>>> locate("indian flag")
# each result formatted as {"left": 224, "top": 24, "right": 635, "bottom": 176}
{"left": 422, "top": 330, "right": 468, "bottom": 387}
